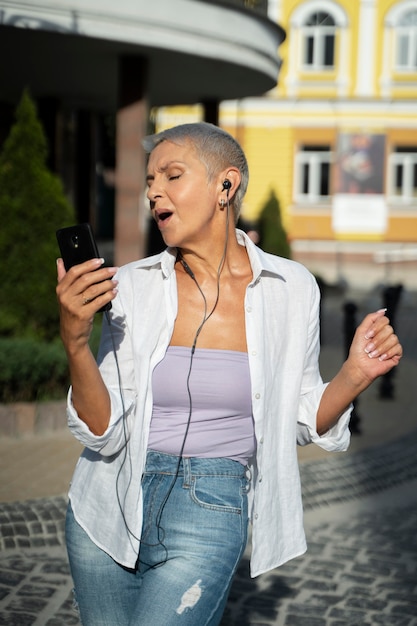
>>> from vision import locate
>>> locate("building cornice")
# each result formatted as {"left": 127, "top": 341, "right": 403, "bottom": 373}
{"left": 0, "top": 0, "right": 285, "bottom": 108}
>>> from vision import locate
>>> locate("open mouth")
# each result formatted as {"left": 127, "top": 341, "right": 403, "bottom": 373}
{"left": 157, "top": 211, "right": 173, "bottom": 223}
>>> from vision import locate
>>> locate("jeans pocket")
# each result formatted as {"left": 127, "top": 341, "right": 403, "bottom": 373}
{"left": 189, "top": 475, "right": 244, "bottom": 514}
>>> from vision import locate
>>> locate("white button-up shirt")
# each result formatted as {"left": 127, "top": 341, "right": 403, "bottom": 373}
{"left": 67, "top": 230, "right": 351, "bottom": 577}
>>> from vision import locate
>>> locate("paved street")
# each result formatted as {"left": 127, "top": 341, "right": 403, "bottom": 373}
{"left": 223, "top": 443, "right": 417, "bottom": 625}
{"left": 1, "top": 287, "right": 417, "bottom": 625}
{"left": 1, "top": 443, "right": 417, "bottom": 626}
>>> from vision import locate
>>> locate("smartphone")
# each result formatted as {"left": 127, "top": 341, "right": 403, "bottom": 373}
{"left": 56, "top": 223, "right": 112, "bottom": 312}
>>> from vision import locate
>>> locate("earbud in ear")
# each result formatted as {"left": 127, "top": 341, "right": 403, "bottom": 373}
{"left": 222, "top": 180, "right": 232, "bottom": 191}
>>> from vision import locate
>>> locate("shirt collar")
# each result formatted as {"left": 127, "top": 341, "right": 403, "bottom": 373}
{"left": 235, "top": 229, "right": 287, "bottom": 283}
{"left": 133, "top": 229, "right": 287, "bottom": 282}
{"left": 132, "top": 247, "right": 177, "bottom": 278}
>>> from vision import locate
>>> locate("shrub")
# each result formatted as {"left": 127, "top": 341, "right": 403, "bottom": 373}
{"left": 0, "top": 338, "right": 70, "bottom": 402}
{"left": 0, "top": 89, "right": 75, "bottom": 340}
{"left": 258, "top": 190, "right": 291, "bottom": 259}
{"left": 0, "top": 320, "right": 103, "bottom": 403}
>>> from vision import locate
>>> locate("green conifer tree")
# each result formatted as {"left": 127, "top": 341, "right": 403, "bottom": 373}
{"left": 0, "top": 90, "right": 75, "bottom": 338}
{"left": 258, "top": 189, "right": 291, "bottom": 259}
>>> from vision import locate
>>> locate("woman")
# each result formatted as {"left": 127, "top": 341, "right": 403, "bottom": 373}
{"left": 56, "top": 122, "right": 402, "bottom": 625}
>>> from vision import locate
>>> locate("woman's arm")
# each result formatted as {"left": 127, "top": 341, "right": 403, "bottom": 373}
{"left": 56, "top": 257, "right": 118, "bottom": 435}
{"left": 317, "top": 308, "right": 403, "bottom": 435}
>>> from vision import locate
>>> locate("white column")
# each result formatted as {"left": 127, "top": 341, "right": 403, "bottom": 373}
{"left": 285, "top": 26, "right": 299, "bottom": 97}
{"left": 355, "top": 0, "right": 377, "bottom": 96}
{"left": 380, "top": 23, "right": 392, "bottom": 98}
{"left": 337, "top": 26, "right": 350, "bottom": 96}
{"left": 267, "top": 0, "right": 282, "bottom": 24}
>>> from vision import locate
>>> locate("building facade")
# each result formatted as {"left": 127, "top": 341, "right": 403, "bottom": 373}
{"left": 156, "top": 0, "right": 417, "bottom": 287}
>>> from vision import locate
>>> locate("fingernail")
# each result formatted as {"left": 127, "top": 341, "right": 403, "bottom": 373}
{"left": 377, "top": 308, "right": 387, "bottom": 314}
{"left": 379, "top": 353, "right": 388, "bottom": 362}
{"left": 364, "top": 330, "right": 375, "bottom": 340}
{"left": 365, "top": 342, "right": 375, "bottom": 353}
{"left": 368, "top": 349, "right": 379, "bottom": 358}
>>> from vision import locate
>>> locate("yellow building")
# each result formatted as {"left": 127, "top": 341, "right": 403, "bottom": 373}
{"left": 156, "top": 0, "right": 417, "bottom": 286}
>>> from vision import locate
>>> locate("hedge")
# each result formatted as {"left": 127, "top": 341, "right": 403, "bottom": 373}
{"left": 0, "top": 323, "right": 102, "bottom": 403}
{"left": 0, "top": 338, "right": 69, "bottom": 402}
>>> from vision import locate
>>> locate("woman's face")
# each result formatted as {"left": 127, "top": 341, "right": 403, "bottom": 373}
{"left": 146, "top": 139, "right": 222, "bottom": 249}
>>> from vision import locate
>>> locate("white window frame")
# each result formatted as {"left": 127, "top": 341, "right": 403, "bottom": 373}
{"left": 388, "top": 148, "right": 417, "bottom": 203}
{"left": 302, "top": 14, "right": 336, "bottom": 71}
{"left": 294, "top": 147, "right": 333, "bottom": 203}
{"left": 381, "top": 2, "right": 417, "bottom": 96}
{"left": 395, "top": 10, "right": 417, "bottom": 71}
{"left": 286, "top": 1, "right": 349, "bottom": 97}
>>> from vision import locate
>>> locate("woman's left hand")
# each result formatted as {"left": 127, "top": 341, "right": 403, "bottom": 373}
{"left": 346, "top": 308, "right": 403, "bottom": 388}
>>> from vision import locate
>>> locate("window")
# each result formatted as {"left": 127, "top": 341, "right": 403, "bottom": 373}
{"left": 295, "top": 146, "right": 332, "bottom": 202}
{"left": 381, "top": 4, "right": 417, "bottom": 96}
{"left": 388, "top": 147, "right": 417, "bottom": 202}
{"left": 395, "top": 9, "right": 417, "bottom": 70}
{"left": 287, "top": 2, "right": 348, "bottom": 96}
{"left": 302, "top": 12, "right": 336, "bottom": 70}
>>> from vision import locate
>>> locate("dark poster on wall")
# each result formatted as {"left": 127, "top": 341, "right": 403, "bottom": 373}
{"left": 335, "top": 133, "right": 385, "bottom": 194}
{"left": 333, "top": 133, "right": 387, "bottom": 237}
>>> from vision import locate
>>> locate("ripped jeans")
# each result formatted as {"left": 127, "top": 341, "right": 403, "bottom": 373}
{"left": 65, "top": 451, "right": 249, "bottom": 626}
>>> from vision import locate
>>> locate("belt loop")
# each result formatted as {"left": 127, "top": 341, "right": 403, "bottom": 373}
{"left": 182, "top": 457, "right": 191, "bottom": 487}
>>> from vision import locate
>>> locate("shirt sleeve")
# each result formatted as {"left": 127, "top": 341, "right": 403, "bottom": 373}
{"left": 66, "top": 386, "right": 136, "bottom": 455}
{"left": 295, "top": 276, "right": 351, "bottom": 451}
{"left": 296, "top": 383, "right": 352, "bottom": 450}
{"left": 65, "top": 286, "right": 138, "bottom": 456}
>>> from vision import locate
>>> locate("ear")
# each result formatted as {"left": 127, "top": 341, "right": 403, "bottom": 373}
{"left": 218, "top": 168, "right": 240, "bottom": 200}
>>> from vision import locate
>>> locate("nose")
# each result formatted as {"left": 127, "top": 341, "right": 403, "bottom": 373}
{"left": 146, "top": 181, "right": 163, "bottom": 208}
{"left": 146, "top": 186, "right": 155, "bottom": 202}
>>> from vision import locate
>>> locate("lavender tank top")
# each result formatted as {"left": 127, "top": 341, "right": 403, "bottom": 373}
{"left": 148, "top": 346, "right": 256, "bottom": 465}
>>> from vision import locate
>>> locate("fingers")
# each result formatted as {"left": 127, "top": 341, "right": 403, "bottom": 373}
{"left": 56, "top": 258, "right": 119, "bottom": 315}
{"left": 80, "top": 277, "right": 118, "bottom": 310}
{"left": 363, "top": 308, "right": 388, "bottom": 338}
{"left": 57, "top": 257, "right": 105, "bottom": 282}
{"left": 344, "top": 308, "right": 403, "bottom": 391}
{"left": 56, "top": 258, "right": 67, "bottom": 282}
{"left": 358, "top": 309, "right": 403, "bottom": 363}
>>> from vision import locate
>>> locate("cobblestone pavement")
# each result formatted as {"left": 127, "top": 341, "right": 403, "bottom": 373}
{"left": 222, "top": 441, "right": 417, "bottom": 626}
{"left": 1, "top": 439, "right": 417, "bottom": 626}
{"left": 1, "top": 290, "right": 416, "bottom": 625}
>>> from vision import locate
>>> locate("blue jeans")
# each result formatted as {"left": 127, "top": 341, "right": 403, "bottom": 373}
{"left": 66, "top": 451, "right": 249, "bottom": 625}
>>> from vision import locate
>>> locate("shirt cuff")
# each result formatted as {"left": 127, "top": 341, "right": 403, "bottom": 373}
{"left": 297, "top": 383, "right": 352, "bottom": 451}
{"left": 66, "top": 387, "right": 135, "bottom": 453}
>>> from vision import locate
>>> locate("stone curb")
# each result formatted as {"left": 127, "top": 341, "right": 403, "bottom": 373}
{"left": 0, "top": 401, "right": 67, "bottom": 438}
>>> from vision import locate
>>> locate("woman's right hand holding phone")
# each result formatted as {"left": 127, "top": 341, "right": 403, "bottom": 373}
{"left": 56, "top": 258, "right": 119, "bottom": 435}
{"left": 56, "top": 257, "right": 118, "bottom": 350}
